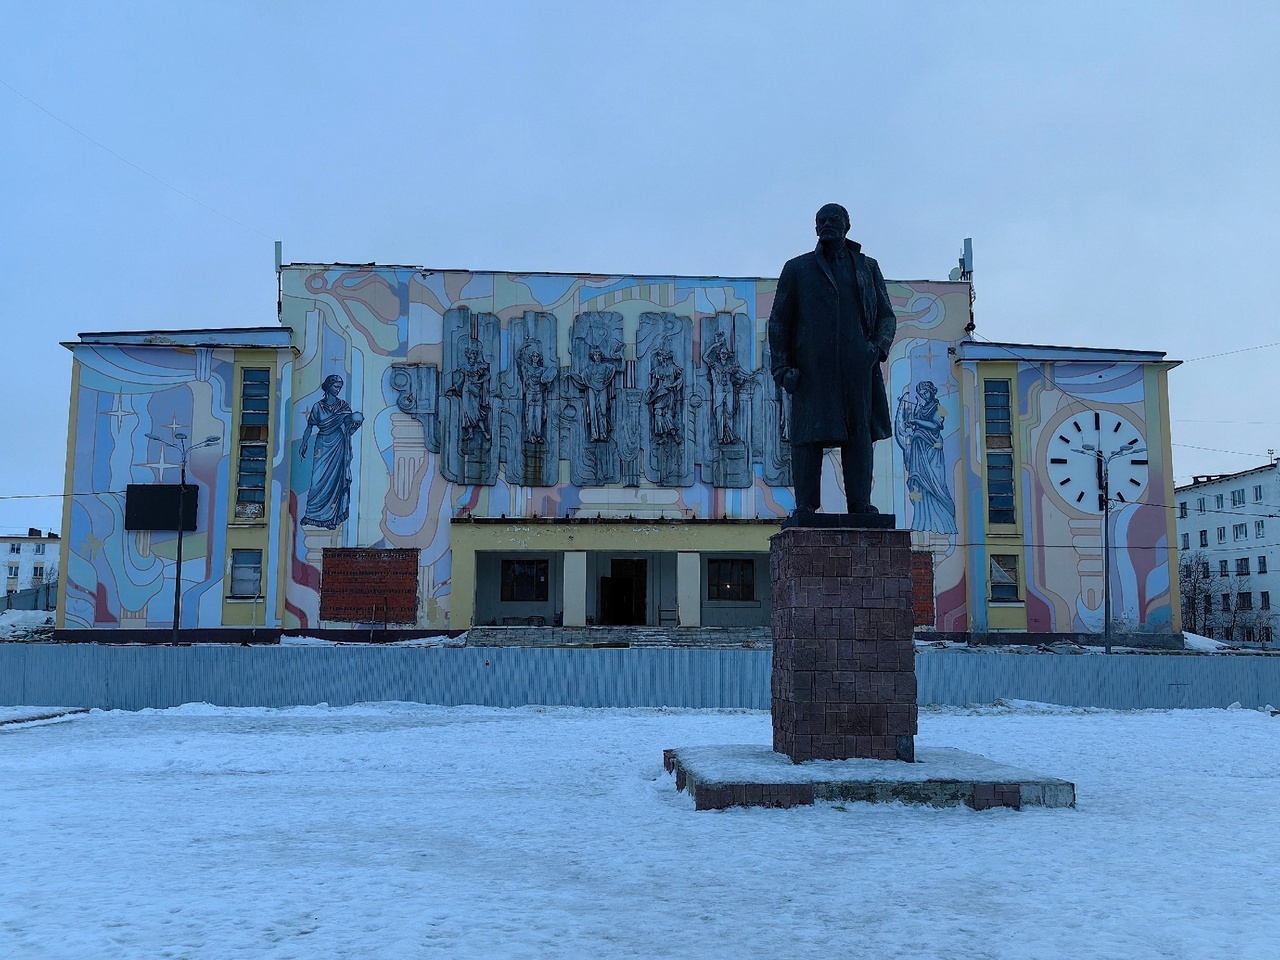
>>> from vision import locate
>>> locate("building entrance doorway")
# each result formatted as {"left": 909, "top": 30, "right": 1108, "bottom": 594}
{"left": 599, "top": 557, "right": 647, "bottom": 625}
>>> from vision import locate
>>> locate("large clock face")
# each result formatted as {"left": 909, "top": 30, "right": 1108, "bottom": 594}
{"left": 1044, "top": 410, "right": 1149, "bottom": 515}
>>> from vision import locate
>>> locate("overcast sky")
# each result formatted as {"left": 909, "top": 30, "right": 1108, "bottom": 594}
{"left": 2, "top": 0, "right": 1278, "bottom": 535}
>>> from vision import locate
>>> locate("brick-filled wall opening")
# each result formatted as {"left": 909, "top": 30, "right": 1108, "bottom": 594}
{"left": 320, "top": 548, "right": 419, "bottom": 624}
{"left": 911, "top": 550, "right": 935, "bottom": 628}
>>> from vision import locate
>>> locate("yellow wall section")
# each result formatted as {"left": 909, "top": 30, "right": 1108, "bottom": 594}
{"left": 448, "top": 521, "right": 779, "bottom": 627}
{"left": 988, "top": 602, "right": 1028, "bottom": 630}
{"left": 220, "top": 350, "right": 280, "bottom": 626}
{"left": 980, "top": 361, "right": 1023, "bottom": 534}
{"left": 1148, "top": 362, "right": 1182, "bottom": 628}
{"left": 55, "top": 362, "right": 83, "bottom": 629}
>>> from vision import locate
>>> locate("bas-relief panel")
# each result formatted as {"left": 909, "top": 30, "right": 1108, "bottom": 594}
{"left": 281, "top": 268, "right": 976, "bottom": 629}
{"left": 63, "top": 345, "right": 263, "bottom": 630}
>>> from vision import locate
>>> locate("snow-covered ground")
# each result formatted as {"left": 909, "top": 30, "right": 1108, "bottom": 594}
{"left": 1, "top": 703, "right": 1277, "bottom": 959}
{"left": 0, "top": 608, "right": 53, "bottom": 639}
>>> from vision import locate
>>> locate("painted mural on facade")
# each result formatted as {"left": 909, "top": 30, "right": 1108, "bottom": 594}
{"left": 58, "top": 264, "right": 1176, "bottom": 638}
{"left": 1014, "top": 360, "right": 1172, "bottom": 635}
{"left": 279, "top": 266, "right": 975, "bottom": 629}
{"left": 60, "top": 334, "right": 291, "bottom": 630}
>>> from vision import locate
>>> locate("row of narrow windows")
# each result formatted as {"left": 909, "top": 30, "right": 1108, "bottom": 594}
{"left": 228, "top": 368, "right": 270, "bottom": 599}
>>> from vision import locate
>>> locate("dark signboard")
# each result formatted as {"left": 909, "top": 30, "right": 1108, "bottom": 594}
{"left": 319, "top": 548, "right": 419, "bottom": 624}
{"left": 124, "top": 484, "right": 199, "bottom": 532}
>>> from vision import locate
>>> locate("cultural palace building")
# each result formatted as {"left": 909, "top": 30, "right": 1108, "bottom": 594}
{"left": 56, "top": 257, "right": 1182, "bottom": 644}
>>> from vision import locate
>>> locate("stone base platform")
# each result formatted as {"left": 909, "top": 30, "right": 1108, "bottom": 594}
{"left": 663, "top": 744, "right": 1076, "bottom": 811}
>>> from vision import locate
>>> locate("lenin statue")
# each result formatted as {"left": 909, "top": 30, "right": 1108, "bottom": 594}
{"left": 767, "top": 203, "right": 896, "bottom": 515}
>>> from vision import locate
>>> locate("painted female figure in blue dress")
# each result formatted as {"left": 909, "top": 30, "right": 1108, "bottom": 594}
{"left": 894, "top": 380, "right": 957, "bottom": 535}
{"left": 300, "top": 374, "right": 364, "bottom": 529}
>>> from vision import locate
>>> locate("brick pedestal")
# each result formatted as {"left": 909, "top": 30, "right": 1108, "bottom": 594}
{"left": 770, "top": 526, "right": 917, "bottom": 763}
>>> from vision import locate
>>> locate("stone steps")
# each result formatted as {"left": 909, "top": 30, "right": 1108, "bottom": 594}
{"left": 464, "top": 625, "right": 772, "bottom": 649}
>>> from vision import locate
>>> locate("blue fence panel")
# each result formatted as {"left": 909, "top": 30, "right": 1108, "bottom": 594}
{"left": 2, "top": 645, "right": 1278, "bottom": 711}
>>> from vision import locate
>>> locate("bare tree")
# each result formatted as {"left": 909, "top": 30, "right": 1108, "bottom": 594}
{"left": 1179, "top": 551, "right": 1215, "bottom": 635}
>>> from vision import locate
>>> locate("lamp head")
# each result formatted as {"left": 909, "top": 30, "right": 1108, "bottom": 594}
{"left": 175, "top": 432, "right": 188, "bottom": 441}
{"left": 204, "top": 435, "right": 220, "bottom": 444}
{"left": 145, "top": 433, "right": 162, "bottom": 442}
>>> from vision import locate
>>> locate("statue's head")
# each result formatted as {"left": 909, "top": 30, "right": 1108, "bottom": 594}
{"left": 916, "top": 380, "right": 937, "bottom": 401}
{"left": 465, "top": 340, "right": 482, "bottom": 362}
{"left": 321, "top": 374, "right": 344, "bottom": 395}
{"left": 588, "top": 345, "right": 604, "bottom": 362}
{"left": 815, "top": 203, "right": 851, "bottom": 243}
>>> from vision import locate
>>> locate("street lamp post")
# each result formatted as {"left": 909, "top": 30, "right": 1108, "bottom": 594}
{"left": 1075, "top": 439, "right": 1146, "bottom": 654}
{"left": 146, "top": 432, "right": 220, "bottom": 643}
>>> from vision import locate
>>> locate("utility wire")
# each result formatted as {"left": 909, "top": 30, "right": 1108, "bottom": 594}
{"left": 0, "top": 77, "right": 272, "bottom": 240}
{"left": 1183, "top": 341, "right": 1280, "bottom": 363}
{"left": 1172, "top": 442, "right": 1274, "bottom": 458}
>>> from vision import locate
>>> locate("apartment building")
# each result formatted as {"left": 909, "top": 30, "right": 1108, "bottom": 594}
{"left": 1175, "top": 461, "right": 1278, "bottom": 644}
{"left": 3, "top": 528, "right": 60, "bottom": 594}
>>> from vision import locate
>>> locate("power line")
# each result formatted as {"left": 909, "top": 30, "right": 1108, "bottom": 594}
{"left": 0, "top": 491, "right": 126, "bottom": 501}
{"left": 1176, "top": 419, "right": 1280, "bottom": 426}
{"left": 0, "top": 76, "right": 272, "bottom": 240}
{"left": 1172, "top": 442, "right": 1275, "bottom": 458}
{"left": 1183, "top": 341, "right": 1280, "bottom": 363}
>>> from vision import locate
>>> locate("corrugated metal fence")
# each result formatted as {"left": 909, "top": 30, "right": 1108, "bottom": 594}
{"left": 1, "top": 644, "right": 1278, "bottom": 711}
{"left": 0, "top": 581, "right": 57, "bottom": 613}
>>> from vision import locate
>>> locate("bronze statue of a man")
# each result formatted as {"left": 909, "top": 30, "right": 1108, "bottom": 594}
{"left": 767, "top": 203, "right": 896, "bottom": 514}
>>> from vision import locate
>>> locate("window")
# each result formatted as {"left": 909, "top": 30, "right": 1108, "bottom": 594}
{"left": 1205, "top": 595, "right": 1213, "bottom": 613}
{"left": 1238, "top": 592, "right": 1253, "bottom": 611}
{"left": 236, "top": 368, "right": 272, "bottom": 520}
{"left": 1261, "top": 591, "right": 1271, "bottom": 611}
{"left": 1215, "top": 494, "right": 1224, "bottom": 510}
{"left": 986, "top": 453, "right": 1015, "bottom": 525}
{"left": 707, "top": 558, "right": 757, "bottom": 602}
{"left": 1259, "top": 556, "right": 1268, "bottom": 574}
{"left": 500, "top": 558, "right": 549, "bottom": 602}
{"left": 240, "top": 368, "right": 271, "bottom": 427}
{"left": 1256, "top": 520, "right": 1265, "bottom": 539}
{"left": 1199, "top": 560, "right": 1210, "bottom": 578}
{"left": 1234, "top": 523, "right": 1248, "bottom": 541}
{"left": 5, "top": 564, "right": 17, "bottom": 578}
{"left": 33, "top": 543, "right": 44, "bottom": 555}
{"left": 229, "top": 549, "right": 263, "bottom": 598}
{"left": 1180, "top": 533, "right": 1189, "bottom": 550}
{"left": 1237, "top": 558, "right": 1251, "bottom": 576}
{"left": 1219, "top": 559, "right": 1229, "bottom": 577}
{"left": 1264, "top": 626, "right": 1274, "bottom": 644}
{"left": 1254, "top": 485, "right": 1264, "bottom": 502}
{"left": 1222, "top": 592, "right": 1232, "bottom": 611}
{"left": 7, "top": 543, "right": 17, "bottom": 554}
{"left": 236, "top": 442, "right": 268, "bottom": 516}
{"left": 983, "top": 380, "right": 1012, "bottom": 441}
{"left": 990, "top": 554, "right": 1019, "bottom": 602}
{"left": 1178, "top": 501, "right": 1188, "bottom": 518}
{"left": 1231, "top": 489, "right": 1245, "bottom": 507}
{"left": 1199, "top": 530, "right": 1209, "bottom": 547}
{"left": 1245, "top": 627, "right": 1256, "bottom": 644}
{"left": 1217, "top": 527, "right": 1227, "bottom": 543}
{"left": 1197, "top": 497, "right": 1205, "bottom": 514}
{"left": 31, "top": 565, "right": 44, "bottom": 582}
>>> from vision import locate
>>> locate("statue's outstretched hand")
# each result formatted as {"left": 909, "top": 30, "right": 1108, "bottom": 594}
{"left": 781, "top": 368, "right": 801, "bottom": 394}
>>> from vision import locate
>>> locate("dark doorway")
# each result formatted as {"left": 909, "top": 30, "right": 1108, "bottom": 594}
{"left": 599, "top": 558, "right": 648, "bottom": 625}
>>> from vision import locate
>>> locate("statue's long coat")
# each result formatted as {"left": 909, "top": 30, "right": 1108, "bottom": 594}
{"left": 767, "top": 239, "right": 897, "bottom": 446}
